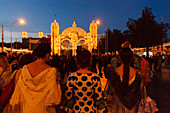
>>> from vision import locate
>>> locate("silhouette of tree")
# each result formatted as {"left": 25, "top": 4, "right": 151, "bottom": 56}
{"left": 108, "top": 29, "right": 125, "bottom": 53}
{"left": 127, "top": 6, "right": 169, "bottom": 56}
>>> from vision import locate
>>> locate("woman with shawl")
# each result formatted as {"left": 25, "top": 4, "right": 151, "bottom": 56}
{"left": 105, "top": 42, "right": 158, "bottom": 113}
{"left": 6, "top": 43, "right": 61, "bottom": 113}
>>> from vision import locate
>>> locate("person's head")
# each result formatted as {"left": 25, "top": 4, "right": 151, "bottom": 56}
{"left": 12, "top": 52, "right": 17, "bottom": 57}
{"left": 0, "top": 52, "right": 7, "bottom": 57}
{"left": 119, "top": 48, "right": 134, "bottom": 65}
{"left": 76, "top": 50, "right": 91, "bottom": 69}
{"left": 113, "top": 54, "right": 116, "bottom": 57}
{"left": 0, "top": 55, "right": 10, "bottom": 69}
{"left": 19, "top": 53, "right": 35, "bottom": 68}
{"left": 33, "top": 43, "right": 51, "bottom": 61}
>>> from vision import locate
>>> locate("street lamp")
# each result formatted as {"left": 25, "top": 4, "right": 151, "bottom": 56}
{"left": 11, "top": 19, "right": 25, "bottom": 52}
{"left": 96, "top": 20, "right": 108, "bottom": 57}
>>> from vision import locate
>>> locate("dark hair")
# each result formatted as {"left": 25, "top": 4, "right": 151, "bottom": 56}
{"left": 119, "top": 48, "right": 134, "bottom": 94}
{"left": 76, "top": 50, "right": 91, "bottom": 69}
{"left": 33, "top": 43, "right": 51, "bottom": 58}
{"left": 19, "top": 53, "right": 35, "bottom": 68}
{"left": 0, "top": 52, "right": 7, "bottom": 57}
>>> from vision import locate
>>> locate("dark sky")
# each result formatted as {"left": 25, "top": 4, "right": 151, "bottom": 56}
{"left": 0, "top": 0, "right": 169, "bottom": 42}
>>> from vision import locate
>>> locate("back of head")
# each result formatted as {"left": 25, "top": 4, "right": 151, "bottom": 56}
{"left": 119, "top": 48, "right": 133, "bottom": 65}
{"left": 33, "top": 43, "right": 51, "bottom": 58}
{"left": 0, "top": 52, "right": 7, "bottom": 57}
{"left": 0, "top": 55, "right": 9, "bottom": 69}
{"left": 19, "top": 53, "right": 35, "bottom": 68}
{"left": 76, "top": 50, "right": 91, "bottom": 69}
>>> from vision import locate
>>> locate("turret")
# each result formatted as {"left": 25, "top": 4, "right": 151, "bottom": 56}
{"left": 89, "top": 20, "right": 97, "bottom": 37}
{"left": 51, "top": 20, "right": 59, "bottom": 37}
{"left": 72, "top": 21, "right": 77, "bottom": 27}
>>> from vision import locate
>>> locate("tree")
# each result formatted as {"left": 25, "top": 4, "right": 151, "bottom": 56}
{"left": 108, "top": 29, "right": 125, "bottom": 53}
{"left": 127, "top": 6, "right": 169, "bottom": 56}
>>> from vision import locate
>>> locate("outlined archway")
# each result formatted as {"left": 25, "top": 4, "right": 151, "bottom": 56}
{"left": 51, "top": 20, "right": 97, "bottom": 56}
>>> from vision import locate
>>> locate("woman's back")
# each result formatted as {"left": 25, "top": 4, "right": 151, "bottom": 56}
{"left": 27, "top": 60, "right": 52, "bottom": 78}
{"left": 7, "top": 43, "right": 61, "bottom": 113}
{"left": 106, "top": 47, "right": 142, "bottom": 113}
{"left": 115, "top": 66, "right": 137, "bottom": 84}
{"left": 65, "top": 72, "right": 106, "bottom": 113}
{"left": 8, "top": 65, "right": 61, "bottom": 113}
{"left": 106, "top": 68, "right": 142, "bottom": 113}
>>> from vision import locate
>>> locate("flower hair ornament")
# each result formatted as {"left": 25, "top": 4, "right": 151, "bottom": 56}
{"left": 121, "top": 41, "right": 131, "bottom": 48}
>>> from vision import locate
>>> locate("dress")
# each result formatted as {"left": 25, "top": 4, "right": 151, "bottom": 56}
{"left": 106, "top": 70, "right": 143, "bottom": 113}
{"left": 7, "top": 65, "right": 61, "bottom": 113}
{"left": 64, "top": 72, "right": 107, "bottom": 113}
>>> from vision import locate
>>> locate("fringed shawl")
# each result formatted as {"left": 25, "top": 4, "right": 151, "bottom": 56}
{"left": 10, "top": 65, "right": 61, "bottom": 108}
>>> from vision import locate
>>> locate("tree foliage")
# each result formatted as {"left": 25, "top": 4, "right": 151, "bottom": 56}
{"left": 126, "top": 6, "right": 169, "bottom": 56}
{"left": 108, "top": 29, "right": 125, "bottom": 52}
{"left": 98, "top": 6, "right": 169, "bottom": 55}
{"left": 98, "top": 28, "right": 126, "bottom": 54}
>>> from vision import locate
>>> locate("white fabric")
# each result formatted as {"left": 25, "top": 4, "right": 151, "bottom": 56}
{"left": 0, "top": 66, "right": 12, "bottom": 86}
{"left": 9, "top": 65, "right": 61, "bottom": 113}
{"left": 138, "top": 96, "right": 159, "bottom": 113}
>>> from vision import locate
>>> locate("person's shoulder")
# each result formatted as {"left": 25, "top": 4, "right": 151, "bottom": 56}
{"left": 67, "top": 72, "right": 78, "bottom": 81}
{"left": 91, "top": 73, "right": 101, "bottom": 81}
{"left": 130, "top": 67, "right": 137, "bottom": 72}
{"left": 48, "top": 67, "right": 57, "bottom": 72}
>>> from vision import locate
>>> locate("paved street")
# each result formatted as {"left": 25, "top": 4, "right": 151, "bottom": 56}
{"left": 148, "top": 66, "right": 170, "bottom": 113}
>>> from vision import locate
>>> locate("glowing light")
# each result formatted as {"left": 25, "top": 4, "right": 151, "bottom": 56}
{"left": 96, "top": 20, "right": 100, "bottom": 24}
{"left": 51, "top": 20, "right": 98, "bottom": 56}
{"left": 38, "top": 32, "right": 43, "bottom": 38}
{"left": 19, "top": 19, "right": 25, "bottom": 24}
{"left": 22, "top": 31, "right": 27, "bottom": 37}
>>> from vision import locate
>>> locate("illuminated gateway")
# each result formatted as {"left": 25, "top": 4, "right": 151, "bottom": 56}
{"left": 51, "top": 20, "right": 98, "bottom": 56}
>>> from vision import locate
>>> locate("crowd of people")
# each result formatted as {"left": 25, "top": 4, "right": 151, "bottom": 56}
{"left": 0, "top": 42, "right": 165, "bottom": 113}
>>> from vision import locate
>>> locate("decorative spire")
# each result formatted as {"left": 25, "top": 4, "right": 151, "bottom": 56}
{"left": 52, "top": 19, "right": 58, "bottom": 26}
{"left": 72, "top": 21, "right": 76, "bottom": 27}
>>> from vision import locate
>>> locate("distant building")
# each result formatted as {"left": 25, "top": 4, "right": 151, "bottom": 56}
{"left": 22, "top": 37, "right": 39, "bottom": 50}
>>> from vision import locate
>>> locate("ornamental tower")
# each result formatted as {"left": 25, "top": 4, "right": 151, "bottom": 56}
{"left": 90, "top": 20, "right": 97, "bottom": 37}
{"left": 89, "top": 20, "right": 97, "bottom": 49}
{"left": 51, "top": 20, "right": 59, "bottom": 55}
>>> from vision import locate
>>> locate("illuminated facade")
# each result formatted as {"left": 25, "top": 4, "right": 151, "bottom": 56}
{"left": 51, "top": 20, "right": 97, "bottom": 56}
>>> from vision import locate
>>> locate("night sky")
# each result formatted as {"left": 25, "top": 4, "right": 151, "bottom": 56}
{"left": 0, "top": 0, "right": 169, "bottom": 43}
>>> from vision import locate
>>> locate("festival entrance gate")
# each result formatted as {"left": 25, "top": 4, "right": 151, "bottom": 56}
{"left": 51, "top": 20, "right": 98, "bottom": 56}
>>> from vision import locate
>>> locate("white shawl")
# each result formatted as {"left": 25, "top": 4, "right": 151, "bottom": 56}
{"left": 10, "top": 65, "right": 61, "bottom": 107}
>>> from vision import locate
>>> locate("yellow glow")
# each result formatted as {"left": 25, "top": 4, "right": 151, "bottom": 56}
{"left": 22, "top": 31, "right": 27, "bottom": 37}
{"left": 19, "top": 19, "right": 25, "bottom": 24}
{"left": 38, "top": 32, "right": 43, "bottom": 38}
{"left": 51, "top": 20, "right": 98, "bottom": 56}
{"left": 96, "top": 20, "right": 100, "bottom": 24}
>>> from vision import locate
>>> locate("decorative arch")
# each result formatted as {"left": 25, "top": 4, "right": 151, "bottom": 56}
{"left": 62, "top": 27, "right": 87, "bottom": 35}
{"left": 51, "top": 20, "right": 97, "bottom": 56}
{"left": 61, "top": 38, "right": 72, "bottom": 43}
